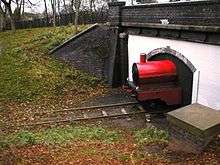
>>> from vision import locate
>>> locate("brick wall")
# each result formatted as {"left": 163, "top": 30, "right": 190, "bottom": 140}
{"left": 53, "top": 25, "right": 114, "bottom": 80}
{"left": 109, "top": 1, "right": 220, "bottom": 26}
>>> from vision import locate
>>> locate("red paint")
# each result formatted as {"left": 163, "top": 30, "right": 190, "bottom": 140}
{"left": 136, "top": 60, "right": 176, "bottom": 80}
{"left": 130, "top": 59, "right": 182, "bottom": 106}
{"left": 137, "top": 85, "right": 182, "bottom": 105}
{"left": 140, "top": 53, "right": 147, "bottom": 63}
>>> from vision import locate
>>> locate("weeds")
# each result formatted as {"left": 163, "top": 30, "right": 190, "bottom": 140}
{"left": 0, "top": 126, "right": 121, "bottom": 148}
{"left": 134, "top": 128, "right": 168, "bottom": 144}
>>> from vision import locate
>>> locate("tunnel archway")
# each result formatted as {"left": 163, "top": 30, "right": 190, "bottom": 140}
{"left": 147, "top": 47, "right": 196, "bottom": 106}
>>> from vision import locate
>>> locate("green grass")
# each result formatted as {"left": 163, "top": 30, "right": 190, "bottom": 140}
{"left": 0, "top": 127, "right": 169, "bottom": 148}
{"left": 134, "top": 128, "right": 168, "bottom": 144}
{"left": 0, "top": 25, "right": 101, "bottom": 102}
{"left": 0, "top": 126, "right": 121, "bottom": 148}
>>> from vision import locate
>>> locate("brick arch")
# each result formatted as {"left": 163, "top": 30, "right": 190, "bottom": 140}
{"left": 147, "top": 47, "right": 196, "bottom": 73}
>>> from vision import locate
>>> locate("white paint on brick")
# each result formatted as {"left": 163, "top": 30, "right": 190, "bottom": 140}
{"left": 128, "top": 35, "right": 220, "bottom": 110}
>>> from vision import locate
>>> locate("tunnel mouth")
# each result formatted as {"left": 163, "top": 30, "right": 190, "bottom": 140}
{"left": 148, "top": 53, "right": 194, "bottom": 106}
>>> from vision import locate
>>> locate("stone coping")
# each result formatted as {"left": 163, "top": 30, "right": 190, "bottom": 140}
{"left": 121, "top": 0, "right": 219, "bottom": 9}
{"left": 49, "top": 23, "right": 99, "bottom": 54}
{"left": 120, "top": 22, "right": 220, "bottom": 33}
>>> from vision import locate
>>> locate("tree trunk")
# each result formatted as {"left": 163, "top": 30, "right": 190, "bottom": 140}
{"left": 57, "top": 0, "right": 61, "bottom": 25}
{"left": 74, "top": 10, "right": 78, "bottom": 33}
{"left": 7, "top": 6, "right": 15, "bottom": 32}
{"left": 0, "top": 16, "right": 4, "bottom": 31}
{"left": 63, "top": 0, "right": 67, "bottom": 13}
{"left": 89, "top": 0, "right": 93, "bottom": 23}
{"left": 89, "top": 0, "right": 92, "bottom": 13}
{"left": 50, "top": 0, "right": 56, "bottom": 27}
{"left": 22, "top": 0, "right": 25, "bottom": 15}
{"left": 71, "top": 0, "right": 74, "bottom": 23}
{"left": 14, "top": 0, "right": 22, "bottom": 21}
{"left": 1, "top": 0, "right": 16, "bottom": 31}
{"left": 0, "top": 2, "right": 6, "bottom": 31}
{"left": 74, "top": 0, "right": 80, "bottom": 34}
{"left": 44, "top": 0, "right": 49, "bottom": 25}
{"left": 52, "top": 0, "right": 56, "bottom": 26}
{"left": 9, "top": 13, "right": 15, "bottom": 32}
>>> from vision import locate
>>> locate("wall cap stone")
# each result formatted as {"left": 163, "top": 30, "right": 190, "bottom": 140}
{"left": 108, "top": 2, "right": 126, "bottom": 7}
{"left": 121, "top": 22, "right": 220, "bottom": 33}
{"left": 122, "top": 0, "right": 220, "bottom": 9}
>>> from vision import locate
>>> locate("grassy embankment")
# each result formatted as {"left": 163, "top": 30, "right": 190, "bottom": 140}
{"left": 0, "top": 25, "right": 104, "bottom": 103}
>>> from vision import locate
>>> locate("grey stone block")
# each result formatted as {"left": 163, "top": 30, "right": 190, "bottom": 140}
{"left": 167, "top": 103, "right": 220, "bottom": 153}
{"left": 167, "top": 103, "right": 220, "bottom": 138}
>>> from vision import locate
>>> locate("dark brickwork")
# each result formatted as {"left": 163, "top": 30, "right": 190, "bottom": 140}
{"left": 108, "top": 2, "right": 126, "bottom": 26}
{"left": 108, "top": 1, "right": 220, "bottom": 46}
{"left": 53, "top": 25, "right": 114, "bottom": 80}
{"left": 107, "top": 1, "right": 220, "bottom": 86}
{"left": 52, "top": 1, "right": 220, "bottom": 88}
{"left": 123, "top": 27, "right": 220, "bottom": 45}
{"left": 120, "top": 1, "right": 220, "bottom": 26}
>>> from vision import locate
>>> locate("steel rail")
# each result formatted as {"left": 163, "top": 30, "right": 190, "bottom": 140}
{"left": 18, "top": 110, "right": 146, "bottom": 127}
{"left": 35, "top": 101, "right": 139, "bottom": 115}
{"left": 4, "top": 103, "right": 171, "bottom": 128}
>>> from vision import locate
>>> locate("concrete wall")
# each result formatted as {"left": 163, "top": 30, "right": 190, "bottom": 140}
{"left": 128, "top": 35, "right": 220, "bottom": 110}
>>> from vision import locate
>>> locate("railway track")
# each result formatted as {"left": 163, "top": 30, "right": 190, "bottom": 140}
{"left": 22, "top": 101, "right": 141, "bottom": 126}
{"left": 3, "top": 101, "right": 172, "bottom": 129}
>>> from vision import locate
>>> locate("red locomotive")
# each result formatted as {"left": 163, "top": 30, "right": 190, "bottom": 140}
{"left": 128, "top": 53, "right": 182, "bottom": 106}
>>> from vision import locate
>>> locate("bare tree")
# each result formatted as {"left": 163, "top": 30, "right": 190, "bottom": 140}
{"left": 21, "top": 0, "right": 25, "bottom": 15}
{"left": 0, "top": 1, "right": 6, "bottom": 31}
{"left": 63, "top": 0, "right": 67, "bottom": 13}
{"left": 89, "top": 0, "right": 95, "bottom": 12}
{"left": 57, "top": 0, "right": 61, "bottom": 24}
{"left": 71, "top": 0, "right": 82, "bottom": 33}
{"left": 50, "top": 0, "right": 57, "bottom": 26}
{"left": 13, "top": 0, "right": 23, "bottom": 20}
{"left": 43, "top": 0, "right": 49, "bottom": 25}
{"left": 0, "top": 0, "right": 15, "bottom": 31}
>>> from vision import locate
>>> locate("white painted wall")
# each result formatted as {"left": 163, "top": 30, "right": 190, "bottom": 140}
{"left": 128, "top": 35, "right": 220, "bottom": 110}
